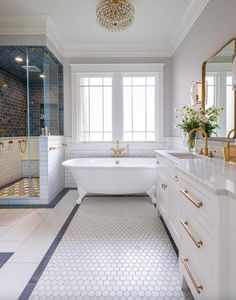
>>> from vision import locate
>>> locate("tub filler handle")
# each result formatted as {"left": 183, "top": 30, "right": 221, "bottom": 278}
{"left": 77, "top": 186, "right": 87, "bottom": 204}
{"left": 147, "top": 185, "right": 156, "bottom": 204}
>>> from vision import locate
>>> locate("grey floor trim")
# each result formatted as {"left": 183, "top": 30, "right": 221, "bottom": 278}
{"left": 18, "top": 195, "right": 177, "bottom": 299}
{"left": 0, "top": 252, "right": 14, "bottom": 269}
{"left": 19, "top": 200, "right": 80, "bottom": 300}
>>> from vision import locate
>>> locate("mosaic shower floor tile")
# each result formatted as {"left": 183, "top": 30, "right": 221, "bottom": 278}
{"left": 30, "top": 196, "right": 193, "bottom": 299}
{"left": 0, "top": 178, "right": 39, "bottom": 198}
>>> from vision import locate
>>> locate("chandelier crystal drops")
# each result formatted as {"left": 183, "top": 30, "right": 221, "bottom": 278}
{"left": 96, "top": 0, "right": 135, "bottom": 32}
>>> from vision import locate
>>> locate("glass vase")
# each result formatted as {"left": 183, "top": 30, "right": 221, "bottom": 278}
{"left": 187, "top": 133, "right": 196, "bottom": 152}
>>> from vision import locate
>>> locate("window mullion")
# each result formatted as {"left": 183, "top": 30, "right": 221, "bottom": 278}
{"left": 88, "top": 78, "right": 90, "bottom": 142}
{"left": 145, "top": 77, "right": 147, "bottom": 141}
{"left": 102, "top": 78, "right": 104, "bottom": 141}
{"left": 112, "top": 73, "right": 123, "bottom": 141}
{"left": 131, "top": 78, "right": 133, "bottom": 141}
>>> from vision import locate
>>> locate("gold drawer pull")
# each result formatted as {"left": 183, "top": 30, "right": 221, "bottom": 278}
{"left": 180, "top": 256, "right": 203, "bottom": 294}
{"left": 180, "top": 219, "right": 203, "bottom": 248}
{"left": 172, "top": 175, "right": 179, "bottom": 181}
{"left": 180, "top": 189, "right": 203, "bottom": 208}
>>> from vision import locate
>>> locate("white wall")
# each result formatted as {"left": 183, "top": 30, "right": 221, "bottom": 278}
{"left": 40, "top": 136, "right": 65, "bottom": 204}
{"left": 172, "top": 0, "right": 236, "bottom": 137}
{"left": 63, "top": 56, "right": 173, "bottom": 138}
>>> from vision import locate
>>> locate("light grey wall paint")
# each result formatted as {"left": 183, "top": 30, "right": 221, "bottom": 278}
{"left": 172, "top": 0, "right": 236, "bottom": 136}
{"left": 63, "top": 57, "right": 172, "bottom": 138}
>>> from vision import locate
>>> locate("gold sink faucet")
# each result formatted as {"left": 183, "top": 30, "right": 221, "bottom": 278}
{"left": 111, "top": 139, "right": 127, "bottom": 157}
{"left": 188, "top": 127, "right": 211, "bottom": 157}
{"left": 224, "top": 128, "right": 235, "bottom": 161}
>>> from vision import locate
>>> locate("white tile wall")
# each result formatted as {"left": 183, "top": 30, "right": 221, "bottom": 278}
{"left": 40, "top": 136, "right": 65, "bottom": 204}
{"left": 195, "top": 138, "right": 236, "bottom": 158}
{"left": 64, "top": 137, "right": 184, "bottom": 188}
{"left": 0, "top": 137, "right": 39, "bottom": 187}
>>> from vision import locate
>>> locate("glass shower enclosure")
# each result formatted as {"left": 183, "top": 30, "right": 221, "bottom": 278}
{"left": 0, "top": 46, "right": 63, "bottom": 201}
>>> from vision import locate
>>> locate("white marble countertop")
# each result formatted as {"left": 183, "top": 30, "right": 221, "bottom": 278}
{"left": 155, "top": 150, "right": 236, "bottom": 199}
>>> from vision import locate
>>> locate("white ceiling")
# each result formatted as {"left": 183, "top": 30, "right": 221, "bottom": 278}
{"left": 0, "top": 0, "right": 209, "bottom": 57}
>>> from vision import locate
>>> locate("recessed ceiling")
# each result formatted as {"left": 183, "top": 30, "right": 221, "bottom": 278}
{"left": 0, "top": 0, "right": 209, "bottom": 57}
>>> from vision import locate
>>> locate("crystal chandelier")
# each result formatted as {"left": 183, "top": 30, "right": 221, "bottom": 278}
{"left": 96, "top": 0, "right": 135, "bottom": 32}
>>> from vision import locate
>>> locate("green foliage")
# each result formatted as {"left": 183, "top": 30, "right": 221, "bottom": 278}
{"left": 175, "top": 105, "right": 223, "bottom": 137}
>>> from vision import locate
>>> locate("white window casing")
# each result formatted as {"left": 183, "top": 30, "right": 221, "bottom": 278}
{"left": 71, "top": 63, "right": 165, "bottom": 145}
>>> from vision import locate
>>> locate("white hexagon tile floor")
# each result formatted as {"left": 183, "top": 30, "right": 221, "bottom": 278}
{"left": 30, "top": 196, "right": 193, "bottom": 300}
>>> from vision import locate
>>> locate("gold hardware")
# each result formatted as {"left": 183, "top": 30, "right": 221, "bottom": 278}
{"left": 8, "top": 140, "right": 13, "bottom": 144}
{"left": 0, "top": 142, "right": 4, "bottom": 147}
{"left": 180, "top": 219, "right": 203, "bottom": 248}
{"left": 180, "top": 189, "right": 203, "bottom": 208}
{"left": 188, "top": 127, "right": 209, "bottom": 156}
{"left": 18, "top": 139, "right": 27, "bottom": 153}
{"left": 115, "top": 160, "right": 120, "bottom": 165}
{"left": 156, "top": 160, "right": 160, "bottom": 164}
{"left": 224, "top": 128, "right": 235, "bottom": 161}
{"left": 49, "top": 147, "right": 56, "bottom": 151}
{"left": 180, "top": 256, "right": 203, "bottom": 294}
{"left": 62, "top": 143, "right": 67, "bottom": 147}
{"left": 208, "top": 150, "right": 214, "bottom": 158}
{"left": 172, "top": 175, "right": 179, "bottom": 181}
{"left": 202, "top": 38, "right": 236, "bottom": 116}
{"left": 111, "top": 139, "right": 127, "bottom": 157}
{"left": 199, "top": 147, "right": 203, "bottom": 155}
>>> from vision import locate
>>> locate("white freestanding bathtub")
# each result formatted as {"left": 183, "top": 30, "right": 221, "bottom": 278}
{"left": 62, "top": 157, "right": 156, "bottom": 204}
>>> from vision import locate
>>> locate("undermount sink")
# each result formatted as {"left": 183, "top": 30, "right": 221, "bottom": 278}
{"left": 168, "top": 152, "right": 201, "bottom": 159}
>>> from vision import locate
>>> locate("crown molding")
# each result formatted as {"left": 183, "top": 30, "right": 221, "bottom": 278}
{"left": 170, "top": 0, "right": 210, "bottom": 54}
{"left": 0, "top": 0, "right": 209, "bottom": 58}
{"left": 0, "top": 14, "right": 48, "bottom": 35}
{"left": 62, "top": 43, "right": 172, "bottom": 58}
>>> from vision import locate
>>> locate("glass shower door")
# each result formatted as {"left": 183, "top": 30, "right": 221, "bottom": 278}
{"left": 26, "top": 47, "right": 43, "bottom": 197}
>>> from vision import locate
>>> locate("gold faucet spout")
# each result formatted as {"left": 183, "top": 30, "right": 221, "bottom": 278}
{"left": 224, "top": 128, "right": 235, "bottom": 161}
{"left": 111, "top": 139, "right": 128, "bottom": 157}
{"left": 188, "top": 127, "right": 209, "bottom": 156}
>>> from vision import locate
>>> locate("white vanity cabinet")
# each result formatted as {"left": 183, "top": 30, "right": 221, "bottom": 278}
{"left": 156, "top": 151, "right": 236, "bottom": 300}
{"left": 156, "top": 154, "right": 181, "bottom": 248}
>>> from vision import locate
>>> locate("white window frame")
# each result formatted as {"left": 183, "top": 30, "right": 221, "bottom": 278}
{"left": 71, "top": 63, "right": 164, "bottom": 144}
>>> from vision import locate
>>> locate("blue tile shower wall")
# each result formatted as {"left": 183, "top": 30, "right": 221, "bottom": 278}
{"left": 29, "top": 80, "right": 43, "bottom": 136}
{"left": 59, "top": 65, "right": 64, "bottom": 136}
{"left": 0, "top": 46, "right": 64, "bottom": 137}
{"left": 0, "top": 68, "right": 27, "bottom": 137}
{"left": 29, "top": 73, "right": 64, "bottom": 136}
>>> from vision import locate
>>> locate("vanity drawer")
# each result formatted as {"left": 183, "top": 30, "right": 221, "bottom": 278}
{"left": 180, "top": 206, "right": 213, "bottom": 276}
{"left": 179, "top": 251, "right": 213, "bottom": 300}
{"left": 179, "top": 178, "right": 215, "bottom": 230}
{"left": 156, "top": 158, "right": 179, "bottom": 181}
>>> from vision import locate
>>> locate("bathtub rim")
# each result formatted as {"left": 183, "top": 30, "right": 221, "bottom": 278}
{"left": 62, "top": 157, "right": 156, "bottom": 169}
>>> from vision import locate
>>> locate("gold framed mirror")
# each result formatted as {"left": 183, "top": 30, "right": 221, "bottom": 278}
{"left": 202, "top": 38, "right": 236, "bottom": 139}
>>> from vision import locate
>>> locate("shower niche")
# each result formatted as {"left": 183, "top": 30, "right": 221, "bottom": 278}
{"left": 0, "top": 46, "right": 63, "bottom": 201}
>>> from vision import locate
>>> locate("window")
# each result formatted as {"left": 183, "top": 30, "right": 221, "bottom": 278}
{"left": 72, "top": 64, "right": 164, "bottom": 143}
{"left": 123, "top": 76, "right": 155, "bottom": 141}
{"left": 226, "top": 74, "right": 234, "bottom": 134}
{"left": 206, "top": 75, "right": 216, "bottom": 108}
{"left": 79, "top": 76, "right": 112, "bottom": 141}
